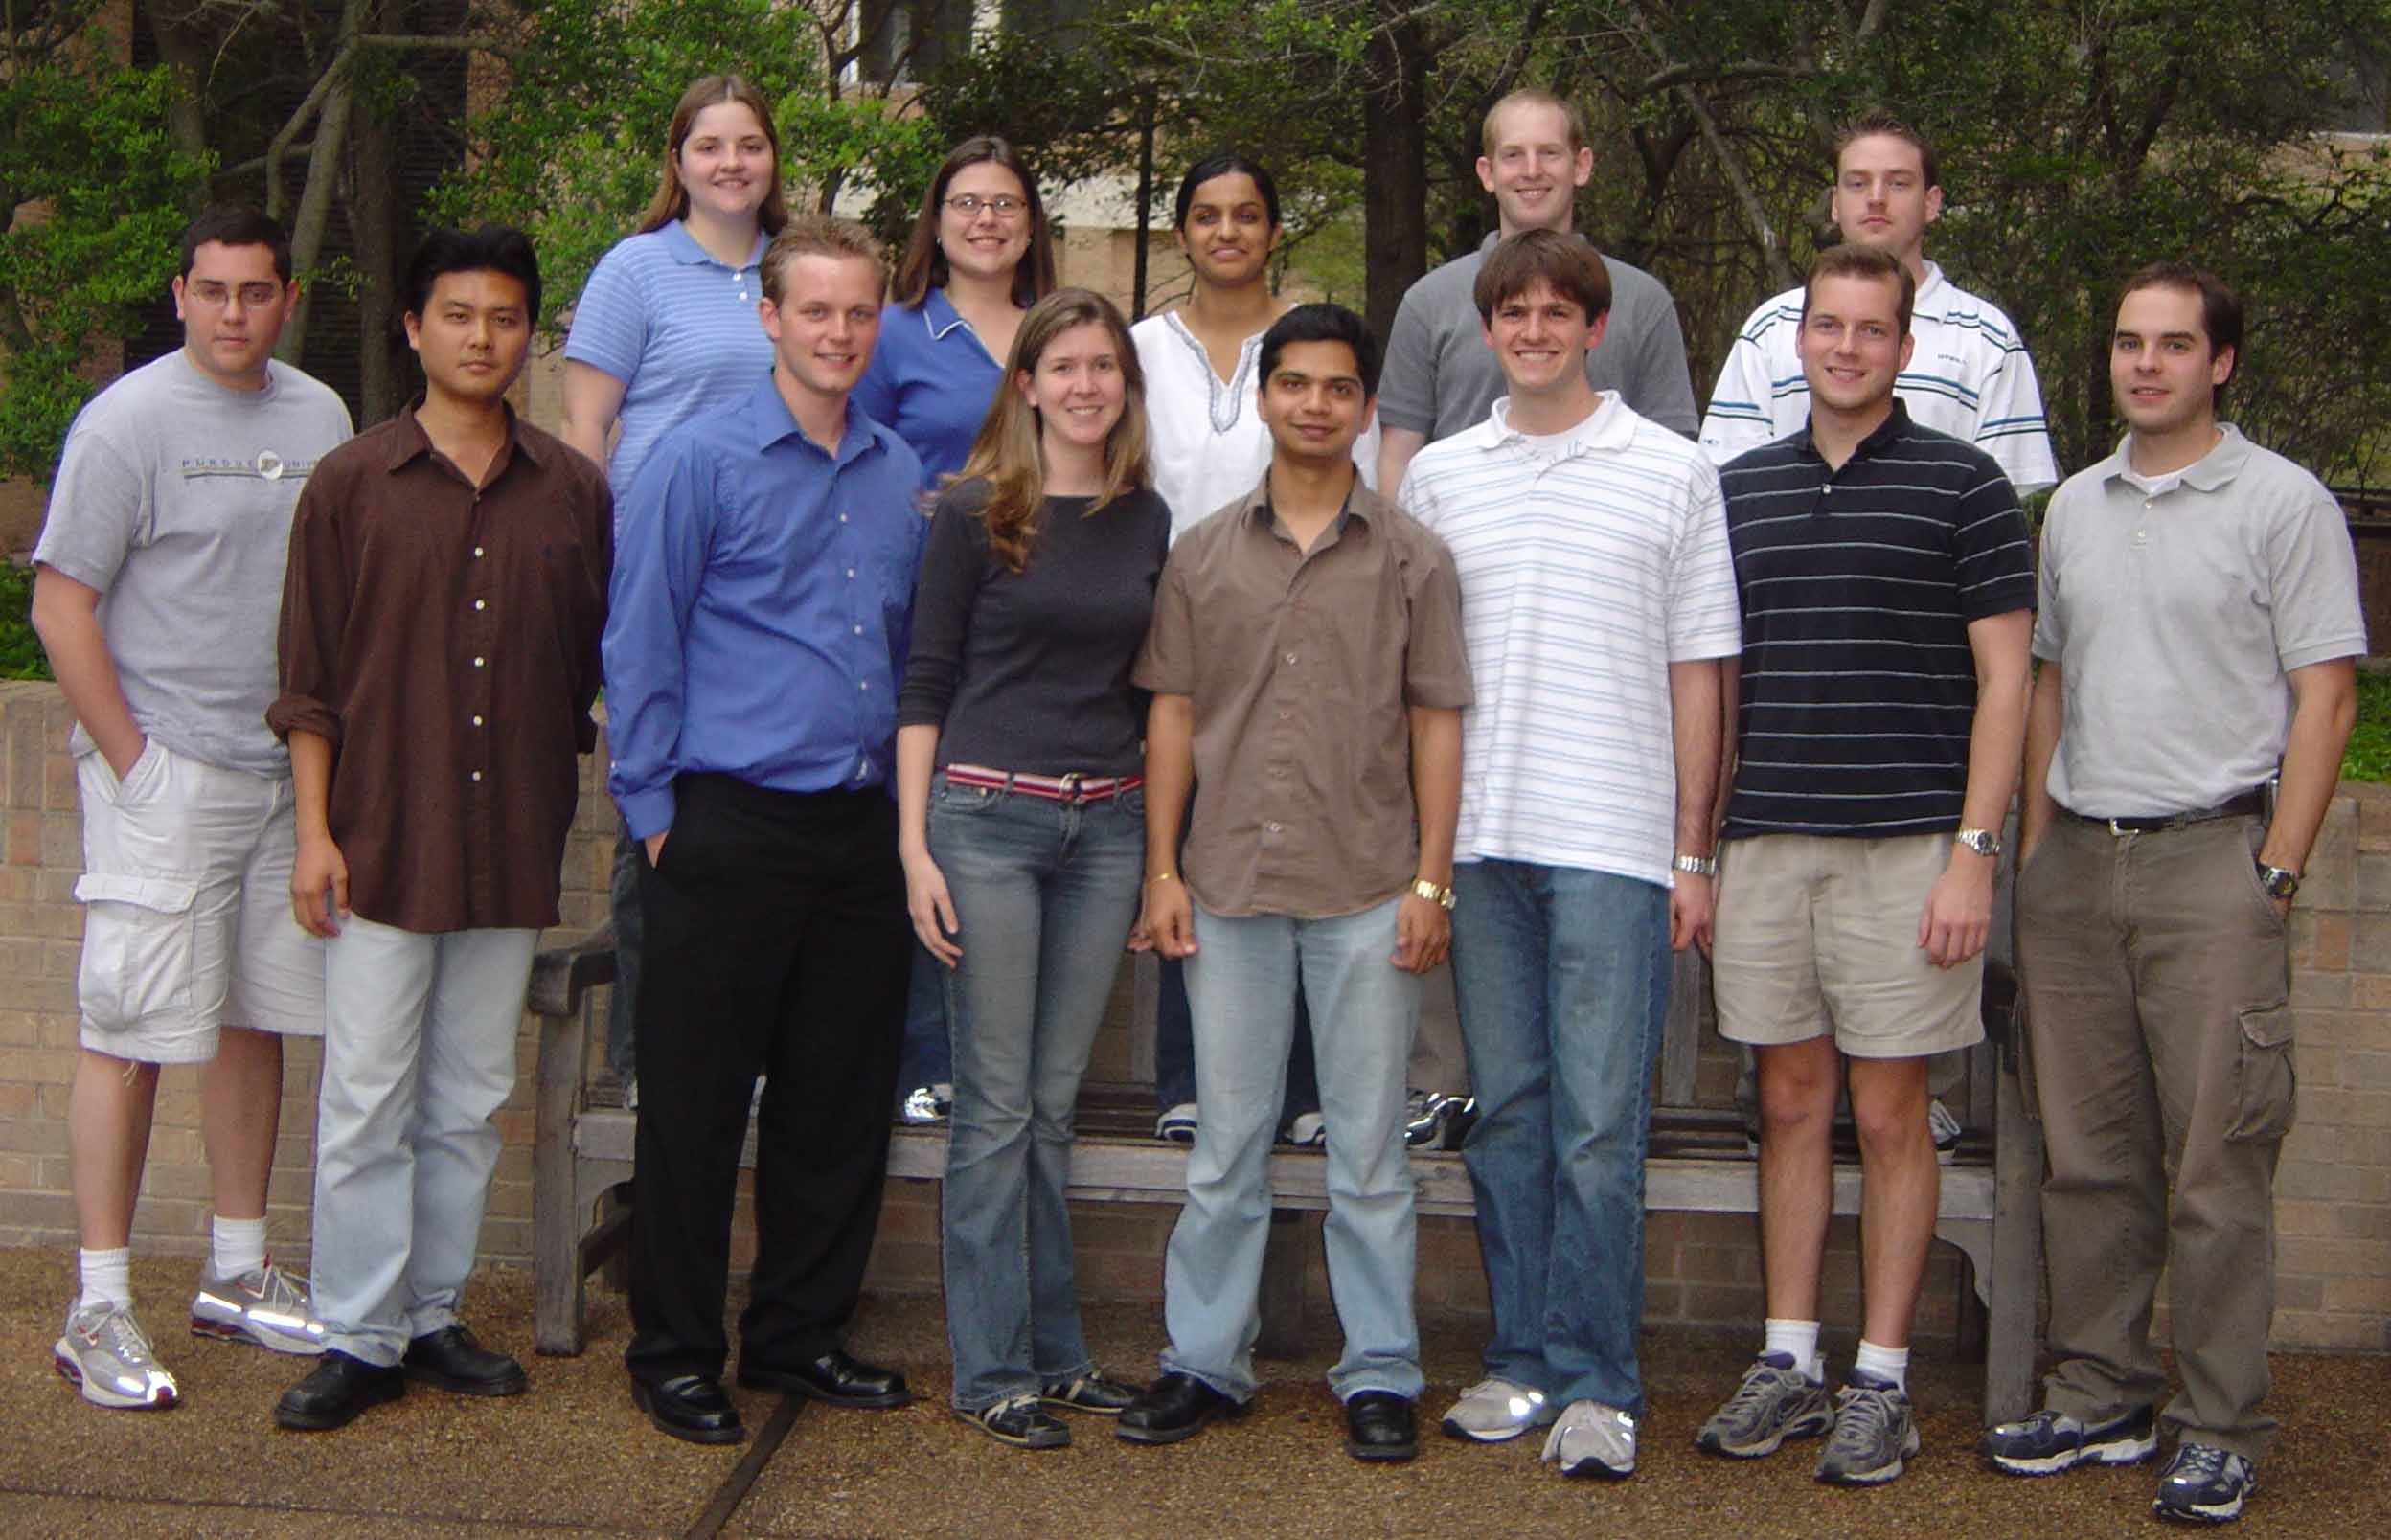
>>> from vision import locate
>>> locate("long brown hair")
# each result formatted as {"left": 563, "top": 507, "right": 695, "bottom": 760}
{"left": 957, "top": 289, "right": 1150, "bottom": 575}
{"left": 635, "top": 76, "right": 790, "bottom": 237}
{"left": 890, "top": 136, "right": 1058, "bottom": 309}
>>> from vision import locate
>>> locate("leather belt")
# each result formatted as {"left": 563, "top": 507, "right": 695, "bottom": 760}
{"left": 2065, "top": 789, "right": 2265, "bottom": 836}
{"left": 943, "top": 764, "right": 1143, "bottom": 803}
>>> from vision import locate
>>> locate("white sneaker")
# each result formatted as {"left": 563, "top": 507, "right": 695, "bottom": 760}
{"left": 191, "top": 1257, "right": 328, "bottom": 1355}
{"left": 55, "top": 1301, "right": 178, "bottom": 1409}
{"left": 1155, "top": 1102, "right": 1197, "bottom": 1144}
{"left": 1540, "top": 1397, "right": 1637, "bottom": 1478}
{"left": 1440, "top": 1376, "right": 1555, "bottom": 1441}
{"left": 1929, "top": 1098, "right": 1964, "bottom": 1164}
{"left": 1284, "top": 1111, "right": 1326, "bottom": 1146}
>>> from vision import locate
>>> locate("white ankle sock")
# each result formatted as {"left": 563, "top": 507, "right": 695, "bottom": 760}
{"left": 212, "top": 1214, "right": 268, "bottom": 1279}
{"left": 1763, "top": 1318, "right": 1824, "bottom": 1384}
{"left": 78, "top": 1247, "right": 133, "bottom": 1312}
{"left": 1854, "top": 1338, "right": 1909, "bottom": 1392}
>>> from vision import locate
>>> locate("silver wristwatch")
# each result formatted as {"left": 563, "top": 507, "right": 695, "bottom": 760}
{"left": 1955, "top": 827, "right": 2002, "bottom": 858}
{"left": 1672, "top": 852, "right": 1718, "bottom": 877}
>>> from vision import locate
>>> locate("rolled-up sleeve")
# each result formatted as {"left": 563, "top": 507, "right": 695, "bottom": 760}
{"left": 267, "top": 472, "right": 352, "bottom": 746}
{"left": 1402, "top": 540, "right": 1474, "bottom": 710}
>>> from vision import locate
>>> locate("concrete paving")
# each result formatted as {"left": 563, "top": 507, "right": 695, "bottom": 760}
{"left": 0, "top": 1250, "right": 2381, "bottom": 1538}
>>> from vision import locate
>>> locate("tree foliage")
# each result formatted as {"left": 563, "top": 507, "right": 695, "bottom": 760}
{"left": 0, "top": 5, "right": 207, "bottom": 481}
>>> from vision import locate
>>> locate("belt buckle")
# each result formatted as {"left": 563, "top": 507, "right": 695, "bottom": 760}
{"left": 2106, "top": 817, "right": 2130, "bottom": 837}
{"left": 1057, "top": 771, "right": 1083, "bottom": 804}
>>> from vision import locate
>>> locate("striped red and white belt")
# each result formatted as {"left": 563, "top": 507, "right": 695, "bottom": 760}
{"left": 943, "top": 764, "right": 1144, "bottom": 803}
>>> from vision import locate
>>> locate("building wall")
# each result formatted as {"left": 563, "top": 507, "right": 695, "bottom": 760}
{"left": 2, "top": 682, "right": 2383, "bottom": 1351}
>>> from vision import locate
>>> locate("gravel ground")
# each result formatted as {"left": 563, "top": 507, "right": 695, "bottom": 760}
{"left": 0, "top": 1251, "right": 2381, "bottom": 1539}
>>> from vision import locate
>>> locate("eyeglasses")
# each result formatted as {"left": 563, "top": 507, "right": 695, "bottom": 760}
{"left": 944, "top": 193, "right": 1027, "bottom": 220}
{"left": 185, "top": 281, "right": 285, "bottom": 309}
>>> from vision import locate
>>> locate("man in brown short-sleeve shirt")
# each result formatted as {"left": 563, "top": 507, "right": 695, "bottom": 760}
{"left": 266, "top": 227, "right": 609, "bottom": 1432}
{"left": 1116, "top": 305, "right": 1469, "bottom": 1463}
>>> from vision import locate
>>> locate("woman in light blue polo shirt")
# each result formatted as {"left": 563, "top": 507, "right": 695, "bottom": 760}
{"left": 855, "top": 137, "right": 1060, "bottom": 1122}
{"left": 561, "top": 75, "right": 787, "bottom": 1099}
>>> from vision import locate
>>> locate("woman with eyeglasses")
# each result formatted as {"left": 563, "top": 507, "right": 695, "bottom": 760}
{"left": 856, "top": 136, "right": 1061, "bottom": 1127}
{"left": 895, "top": 289, "right": 1167, "bottom": 1448}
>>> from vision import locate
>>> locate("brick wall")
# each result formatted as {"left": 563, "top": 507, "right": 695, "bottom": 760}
{"left": 1, "top": 679, "right": 2382, "bottom": 1352}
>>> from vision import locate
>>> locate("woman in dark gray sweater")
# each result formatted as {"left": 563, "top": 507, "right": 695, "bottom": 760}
{"left": 894, "top": 289, "right": 1171, "bottom": 1450}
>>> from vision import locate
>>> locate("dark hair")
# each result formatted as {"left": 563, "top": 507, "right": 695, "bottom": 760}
{"left": 178, "top": 206, "right": 291, "bottom": 283}
{"left": 1258, "top": 304, "right": 1381, "bottom": 398}
{"left": 1172, "top": 152, "right": 1281, "bottom": 231}
{"left": 891, "top": 136, "right": 1058, "bottom": 309}
{"left": 404, "top": 225, "right": 542, "bottom": 323}
{"left": 1834, "top": 110, "right": 1939, "bottom": 193}
{"left": 1803, "top": 243, "right": 1916, "bottom": 337}
{"left": 636, "top": 75, "right": 789, "bottom": 237}
{"left": 2117, "top": 260, "right": 2243, "bottom": 401}
{"left": 1473, "top": 229, "right": 1611, "bottom": 323}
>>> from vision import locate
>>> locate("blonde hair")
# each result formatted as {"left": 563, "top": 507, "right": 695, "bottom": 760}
{"left": 760, "top": 215, "right": 887, "bottom": 304}
{"left": 957, "top": 289, "right": 1150, "bottom": 575}
{"left": 636, "top": 76, "right": 790, "bottom": 237}
{"left": 1482, "top": 88, "right": 1588, "bottom": 158}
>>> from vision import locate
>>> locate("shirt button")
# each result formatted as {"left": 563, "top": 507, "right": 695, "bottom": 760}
{"left": 470, "top": 770, "right": 483, "bottom": 782}
{"left": 473, "top": 600, "right": 487, "bottom": 612}
{"left": 839, "top": 512, "right": 849, "bottom": 523}
{"left": 858, "top": 680, "right": 869, "bottom": 691}
{"left": 847, "top": 567, "right": 856, "bottom": 578}
{"left": 472, "top": 656, "right": 486, "bottom": 668}
{"left": 1277, "top": 710, "right": 1290, "bottom": 722}
{"left": 1284, "top": 652, "right": 1298, "bottom": 666}
{"left": 1265, "top": 822, "right": 1283, "bottom": 834}
{"left": 853, "top": 624, "right": 863, "bottom": 636}
{"left": 472, "top": 546, "right": 484, "bottom": 558}
{"left": 471, "top": 715, "right": 484, "bottom": 727}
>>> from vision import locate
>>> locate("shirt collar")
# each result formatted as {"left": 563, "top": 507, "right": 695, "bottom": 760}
{"left": 1233, "top": 468, "right": 1379, "bottom": 533}
{"left": 1477, "top": 391, "right": 1634, "bottom": 455}
{"left": 1788, "top": 397, "right": 1912, "bottom": 464}
{"left": 745, "top": 373, "right": 882, "bottom": 464}
{"left": 659, "top": 218, "right": 767, "bottom": 271}
{"left": 2100, "top": 422, "right": 2251, "bottom": 496}
{"left": 1914, "top": 260, "right": 1947, "bottom": 306}
{"left": 382, "top": 397, "right": 542, "bottom": 475}
{"left": 919, "top": 286, "right": 974, "bottom": 341}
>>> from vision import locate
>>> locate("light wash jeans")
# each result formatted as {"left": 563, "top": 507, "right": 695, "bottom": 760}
{"left": 310, "top": 915, "right": 537, "bottom": 1366}
{"left": 1160, "top": 895, "right": 1423, "bottom": 1403}
{"left": 930, "top": 779, "right": 1144, "bottom": 1411}
{"left": 1448, "top": 859, "right": 1669, "bottom": 1416}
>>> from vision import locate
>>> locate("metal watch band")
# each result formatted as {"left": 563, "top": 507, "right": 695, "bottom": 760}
{"left": 1410, "top": 878, "right": 1456, "bottom": 910}
{"left": 1672, "top": 853, "right": 1717, "bottom": 878}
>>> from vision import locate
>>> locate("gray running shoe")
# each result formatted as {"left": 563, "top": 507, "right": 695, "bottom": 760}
{"left": 191, "top": 1257, "right": 327, "bottom": 1355}
{"left": 1440, "top": 1376, "right": 1556, "bottom": 1441}
{"left": 1929, "top": 1098, "right": 1964, "bottom": 1164}
{"left": 1815, "top": 1376, "right": 1921, "bottom": 1485}
{"left": 54, "top": 1302, "right": 178, "bottom": 1410}
{"left": 1540, "top": 1398, "right": 1637, "bottom": 1478}
{"left": 1695, "top": 1352, "right": 1833, "bottom": 1458}
{"left": 2152, "top": 1442, "right": 2256, "bottom": 1524}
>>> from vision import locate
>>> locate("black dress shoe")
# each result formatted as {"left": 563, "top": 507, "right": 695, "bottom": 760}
{"left": 630, "top": 1373, "right": 746, "bottom": 1445}
{"left": 1345, "top": 1390, "right": 1419, "bottom": 1461}
{"left": 275, "top": 1350, "right": 405, "bottom": 1431}
{"left": 1116, "top": 1372, "right": 1246, "bottom": 1445}
{"left": 737, "top": 1348, "right": 912, "bottom": 1408}
{"left": 403, "top": 1325, "right": 528, "bottom": 1396}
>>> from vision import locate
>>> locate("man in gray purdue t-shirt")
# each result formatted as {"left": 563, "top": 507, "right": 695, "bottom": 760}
{"left": 31, "top": 207, "right": 352, "bottom": 1412}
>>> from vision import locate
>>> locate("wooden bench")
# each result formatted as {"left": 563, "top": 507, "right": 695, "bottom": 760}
{"left": 526, "top": 935, "right": 2043, "bottom": 1421}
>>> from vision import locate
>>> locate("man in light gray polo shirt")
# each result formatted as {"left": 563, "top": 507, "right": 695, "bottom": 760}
{"left": 1376, "top": 87, "right": 1697, "bottom": 493}
{"left": 31, "top": 206, "right": 352, "bottom": 1410}
{"left": 1982, "top": 262, "right": 2362, "bottom": 1526}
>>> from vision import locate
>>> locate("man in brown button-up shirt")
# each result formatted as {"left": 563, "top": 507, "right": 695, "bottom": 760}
{"left": 1118, "top": 305, "right": 1469, "bottom": 1461}
{"left": 265, "top": 226, "right": 610, "bottom": 1433}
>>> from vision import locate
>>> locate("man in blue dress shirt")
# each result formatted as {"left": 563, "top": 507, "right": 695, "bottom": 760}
{"left": 603, "top": 215, "right": 930, "bottom": 1445}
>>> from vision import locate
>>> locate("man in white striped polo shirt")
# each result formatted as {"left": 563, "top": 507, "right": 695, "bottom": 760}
{"left": 1695, "top": 243, "right": 2032, "bottom": 1485}
{"left": 1699, "top": 112, "right": 2059, "bottom": 497}
{"left": 1400, "top": 229, "right": 1740, "bottom": 1480}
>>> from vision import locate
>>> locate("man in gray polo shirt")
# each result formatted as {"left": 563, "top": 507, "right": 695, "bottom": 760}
{"left": 1981, "top": 263, "right": 2362, "bottom": 1526}
{"left": 31, "top": 206, "right": 353, "bottom": 1409}
{"left": 1376, "top": 87, "right": 1697, "bottom": 493}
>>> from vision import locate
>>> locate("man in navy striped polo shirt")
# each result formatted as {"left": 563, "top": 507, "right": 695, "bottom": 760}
{"left": 1696, "top": 243, "right": 2032, "bottom": 1485}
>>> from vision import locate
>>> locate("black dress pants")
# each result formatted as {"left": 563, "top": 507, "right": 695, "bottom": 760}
{"left": 626, "top": 775, "right": 910, "bottom": 1383}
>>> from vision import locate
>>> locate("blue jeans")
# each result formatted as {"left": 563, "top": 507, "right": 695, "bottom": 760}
{"left": 895, "top": 941, "right": 955, "bottom": 1096}
{"left": 1154, "top": 956, "right": 1320, "bottom": 1121}
{"left": 1160, "top": 896, "right": 1423, "bottom": 1403}
{"left": 929, "top": 779, "right": 1144, "bottom": 1411}
{"left": 1448, "top": 859, "right": 1669, "bottom": 1416}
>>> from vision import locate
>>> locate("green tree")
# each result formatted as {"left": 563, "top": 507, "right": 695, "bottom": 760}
{"left": 0, "top": 5, "right": 207, "bottom": 481}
